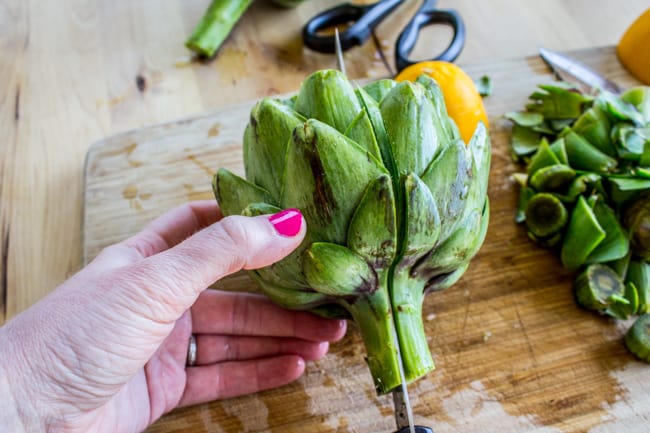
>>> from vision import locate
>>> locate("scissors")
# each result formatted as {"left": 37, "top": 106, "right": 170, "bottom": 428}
{"left": 303, "top": 0, "right": 465, "bottom": 73}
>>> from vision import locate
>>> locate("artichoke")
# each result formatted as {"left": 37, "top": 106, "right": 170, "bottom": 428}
{"left": 213, "top": 70, "right": 491, "bottom": 394}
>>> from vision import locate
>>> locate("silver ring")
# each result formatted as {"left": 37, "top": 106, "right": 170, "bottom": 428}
{"left": 187, "top": 334, "right": 197, "bottom": 367}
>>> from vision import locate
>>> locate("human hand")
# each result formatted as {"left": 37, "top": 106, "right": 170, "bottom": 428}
{"left": 0, "top": 201, "right": 347, "bottom": 433}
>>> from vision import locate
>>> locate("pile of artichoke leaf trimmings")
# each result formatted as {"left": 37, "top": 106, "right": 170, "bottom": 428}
{"left": 507, "top": 83, "right": 650, "bottom": 361}
{"left": 213, "top": 69, "right": 491, "bottom": 394}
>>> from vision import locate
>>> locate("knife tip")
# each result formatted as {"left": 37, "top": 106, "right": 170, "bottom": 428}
{"left": 539, "top": 47, "right": 553, "bottom": 58}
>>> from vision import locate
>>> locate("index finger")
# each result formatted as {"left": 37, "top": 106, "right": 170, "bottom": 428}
{"left": 191, "top": 290, "right": 347, "bottom": 343}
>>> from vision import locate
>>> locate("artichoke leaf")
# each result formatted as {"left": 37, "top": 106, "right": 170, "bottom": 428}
{"left": 527, "top": 138, "right": 561, "bottom": 178}
{"left": 347, "top": 174, "right": 397, "bottom": 269}
{"left": 241, "top": 202, "right": 282, "bottom": 217}
{"left": 510, "top": 124, "right": 541, "bottom": 160}
{"left": 585, "top": 197, "right": 630, "bottom": 264}
{"left": 255, "top": 248, "right": 310, "bottom": 290}
{"left": 420, "top": 139, "right": 470, "bottom": 240}
{"left": 504, "top": 111, "right": 544, "bottom": 127}
{"left": 213, "top": 169, "right": 276, "bottom": 216}
{"left": 343, "top": 108, "right": 383, "bottom": 162}
{"left": 451, "top": 124, "right": 491, "bottom": 233}
{"left": 293, "top": 69, "right": 361, "bottom": 134}
{"left": 363, "top": 79, "right": 397, "bottom": 104}
{"left": 308, "top": 303, "right": 352, "bottom": 320}
{"left": 468, "top": 122, "right": 491, "bottom": 199}
{"left": 623, "top": 191, "right": 650, "bottom": 260}
{"left": 596, "top": 91, "right": 645, "bottom": 126}
{"left": 304, "top": 242, "right": 377, "bottom": 297}
{"left": 249, "top": 271, "right": 328, "bottom": 310}
{"left": 526, "top": 83, "right": 591, "bottom": 119}
{"left": 355, "top": 87, "right": 396, "bottom": 179}
{"left": 627, "top": 260, "right": 650, "bottom": 314}
{"left": 564, "top": 131, "right": 618, "bottom": 172}
{"left": 381, "top": 81, "right": 442, "bottom": 177}
{"left": 415, "top": 201, "right": 488, "bottom": 281}
{"left": 621, "top": 86, "right": 650, "bottom": 123}
{"left": 244, "top": 98, "right": 306, "bottom": 198}
{"left": 561, "top": 196, "right": 606, "bottom": 270}
{"left": 425, "top": 262, "right": 470, "bottom": 293}
{"left": 282, "top": 119, "right": 387, "bottom": 244}
{"left": 571, "top": 106, "right": 615, "bottom": 156}
{"left": 549, "top": 138, "right": 569, "bottom": 164}
{"left": 400, "top": 173, "right": 441, "bottom": 263}
{"left": 416, "top": 74, "right": 461, "bottom": 143}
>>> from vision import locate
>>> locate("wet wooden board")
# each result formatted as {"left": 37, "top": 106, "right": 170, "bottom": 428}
{"left": 83, "top": 46, "right": 649, "bottom": 433}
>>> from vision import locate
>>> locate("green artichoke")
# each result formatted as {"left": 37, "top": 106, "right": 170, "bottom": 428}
{"left": 213, "top": 70, "right": 491, "bottom": 394}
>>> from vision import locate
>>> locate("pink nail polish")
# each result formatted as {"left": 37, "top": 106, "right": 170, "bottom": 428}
{"left": 269, "top": 209, "right": 303, "bottom": 237}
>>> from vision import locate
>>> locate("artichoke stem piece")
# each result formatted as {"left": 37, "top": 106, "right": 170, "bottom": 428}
{"left": 390, "top": 267, "right": 433, "bottom": 381}
{"left": 344, "top": 280, "right": 402, "bottom": 394}
{"left": 185, "top": 0, "right": 254, "bottom": 58}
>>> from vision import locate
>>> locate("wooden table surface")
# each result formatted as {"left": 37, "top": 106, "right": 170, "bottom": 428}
{"left": 1, "top": 0, "right": 649, "bottom": 428}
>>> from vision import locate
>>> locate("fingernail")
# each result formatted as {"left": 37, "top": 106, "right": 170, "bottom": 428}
{"left": 269, "top": 208, "right": 303, "bottom": 237}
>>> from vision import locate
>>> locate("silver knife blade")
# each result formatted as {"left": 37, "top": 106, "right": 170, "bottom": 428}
{"left": 334, "top": 29, "right": 415, "bottom": 433}
{"left": 391, "top": 326, "right": 416, "bottom": 433}
{"left": 334, "top": 28, "right": 347, "bottom": 77}
{"left": 539, "top": 47, "right": 622, "bottom": 94}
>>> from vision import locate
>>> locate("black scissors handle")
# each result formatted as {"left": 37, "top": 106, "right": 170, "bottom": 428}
{"left": 303, "top": 0, "right": 401, "bottom": 53}
{"left": 395, "top": 0, "right": 465, "bottom": 71}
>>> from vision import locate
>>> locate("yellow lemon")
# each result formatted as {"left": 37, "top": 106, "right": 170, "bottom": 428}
{"left": 395, "top": 61, "right": 489, "bottom": 144}
{"left": 617, "top": 8, "right": 650, "bottom": 85}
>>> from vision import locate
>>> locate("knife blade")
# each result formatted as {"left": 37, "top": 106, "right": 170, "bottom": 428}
{"left": 334, "top": 28, "right": 347, "bottom": 77}
{"left": 391, "top": 326, "right": 416, "bottom": 433}
{"left": 539, "top": 47, "right": 622, "bottom": 94}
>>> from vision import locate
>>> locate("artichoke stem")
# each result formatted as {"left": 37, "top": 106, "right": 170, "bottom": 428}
{"left": 391, "top": 267, "right": 435, "bottom": 382}
{"left": 185, "top": 0, "right": 254, "bottom": 58}
{"left": 345, "top": 276, "right": 402, "bottom": 395}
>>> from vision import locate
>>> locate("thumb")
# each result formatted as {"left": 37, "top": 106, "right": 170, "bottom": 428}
{"left": 113, "top": 209, "right": 306, "bottom": 322}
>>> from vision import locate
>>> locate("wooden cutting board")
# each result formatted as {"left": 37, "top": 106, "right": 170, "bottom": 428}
{"left": 83, "top": 47, "right": 649, "bottom": 433}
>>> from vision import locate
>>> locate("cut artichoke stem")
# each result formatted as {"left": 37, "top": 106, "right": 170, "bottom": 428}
{"left": 524, "top": 193, "right": 568, "bottom": 238}
{"left": 185, "top": 0, "right": 254, "bottom": 58}
{"left": 574, "top": 264, "right": 626, "bottom": 312}
{"left": 529, "top": 164, "right": 576, "bottom": 193}
{"left": 625, "top": 314, "right": 650, "bottom": 363}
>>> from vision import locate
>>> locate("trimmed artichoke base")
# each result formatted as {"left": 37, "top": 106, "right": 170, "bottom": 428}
{"left": 214, "top": 70, "right": 491, "bottom": 394}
